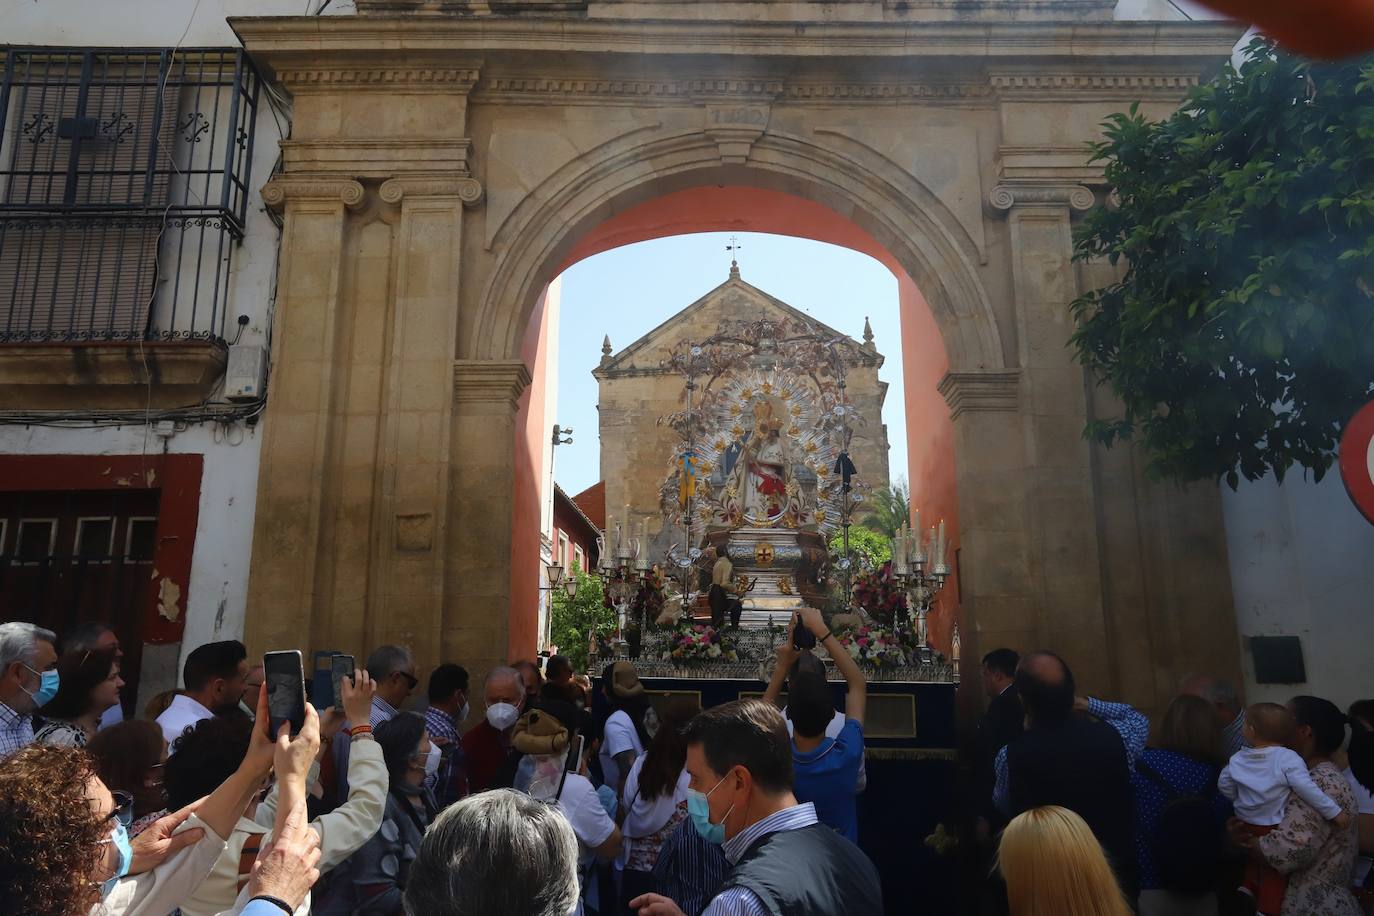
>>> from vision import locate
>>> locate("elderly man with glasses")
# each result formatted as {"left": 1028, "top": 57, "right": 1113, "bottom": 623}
{"left": 0, "top": 622, "right": 59, "bottom": 758}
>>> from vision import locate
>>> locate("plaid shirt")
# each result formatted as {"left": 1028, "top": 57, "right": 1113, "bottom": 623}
{"left": 0, "top": 702, "right": 34, "bottom": 759}
{"left": 425, "top": 706, "right": 468, "bottom": 810}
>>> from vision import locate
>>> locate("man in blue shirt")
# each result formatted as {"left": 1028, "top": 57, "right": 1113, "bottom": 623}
{"left": 764, "top": 607, "right": 867, "bottom": 843}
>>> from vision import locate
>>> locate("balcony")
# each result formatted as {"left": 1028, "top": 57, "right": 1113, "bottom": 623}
{"left": 0, "top": 47, "right": 262, "bottom": 409}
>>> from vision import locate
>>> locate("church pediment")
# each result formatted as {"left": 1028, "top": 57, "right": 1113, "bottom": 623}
{"left": 595, "top": 271, "right": 879, "bottom": 378}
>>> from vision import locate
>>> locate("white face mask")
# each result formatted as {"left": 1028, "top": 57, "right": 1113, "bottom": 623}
{"left": 486, "top": 702, "right": 520, "bottom": 731}
{"left": 458, "top": 697, "right": 471, "bottom": 723}
{"left": 423, "top": 742, "right": 441, "bottom": 778}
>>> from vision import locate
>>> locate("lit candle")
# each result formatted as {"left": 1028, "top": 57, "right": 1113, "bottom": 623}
{"left": 937, "top": 519, "right": 946, "bottom": 564}
{"left": 894, "top": 529, "right": 907, "bottom": 574}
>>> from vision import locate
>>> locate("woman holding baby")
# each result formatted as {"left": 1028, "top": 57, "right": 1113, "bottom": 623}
{"left": 1230, "top": 696, "right": 1368, "bottom": 916}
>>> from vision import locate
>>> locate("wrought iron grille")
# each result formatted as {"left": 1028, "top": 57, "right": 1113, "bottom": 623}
{"left": 0, "top": 48, "right": 262, "bottom": 344}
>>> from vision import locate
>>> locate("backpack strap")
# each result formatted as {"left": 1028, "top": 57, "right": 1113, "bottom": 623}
{"left": 1135, "top": 756, "right": 1182, "bottom": 798}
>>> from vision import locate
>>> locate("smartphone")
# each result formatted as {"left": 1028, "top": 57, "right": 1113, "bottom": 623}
{"left": 264, "top": 650, "right": 306, "bottom": 740}
{"left": 330, "top": 654, "right": 355, "bottom": 711}
{"left": 792, "top": 613, "right": 816, "bottom": 651}
{"left": 565, "top": 733, "right": 586, "bottom": 773}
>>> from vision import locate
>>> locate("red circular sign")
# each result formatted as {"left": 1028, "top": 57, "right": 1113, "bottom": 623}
{"left": 1339, "top": 400, "right": 1374, "bottom": 526}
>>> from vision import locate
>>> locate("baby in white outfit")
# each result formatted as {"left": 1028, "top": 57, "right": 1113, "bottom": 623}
{"left": 1220, "top": 702, "right": 1350, "bottom": 828}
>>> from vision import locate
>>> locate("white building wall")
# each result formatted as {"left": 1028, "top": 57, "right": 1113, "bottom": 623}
{"left": 1222, "top": 474, "right": 1374, "bottom": 710}
{"left": 0, "top": 0, "right": 347, "bottom": 690}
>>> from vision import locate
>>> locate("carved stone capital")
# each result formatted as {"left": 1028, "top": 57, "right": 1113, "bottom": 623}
{"left": 379, "top": 175, "right": 485, "bottom": 208}
{"left": 260, "top": 177, "right": 366, "bottom": 212}
{"left": 453, "top": 360, "right": 532, "bottom": 410}
{"left": 988, "top": 184, "right": 1095, "bottom": 214}
{"left": 938, "top": 370, "right": 1020, "bottom": 419}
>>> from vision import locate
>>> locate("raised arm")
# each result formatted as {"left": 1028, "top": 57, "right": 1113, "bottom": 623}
{"left": 798, "top": 607, "right": 866, "bottom": 726}
{"left": 763, "top": 621, "right": 801, "bottom": 709}
{"left": 1080, "top": 696, "right": 1149, "bottom": 766}
{"left": 305, "top": 671, "right": 388, "bottom": 870}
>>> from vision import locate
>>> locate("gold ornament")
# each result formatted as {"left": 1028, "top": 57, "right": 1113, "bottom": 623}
{"left": 754, "top": 543, "right": 776, "bottom": 566}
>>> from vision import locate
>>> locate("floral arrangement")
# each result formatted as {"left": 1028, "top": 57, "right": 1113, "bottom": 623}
{"left": 849, "top": 561, "right": 908, "bottom": 627}
{"left": 834, "top": 625, "right": 910, "bottom": 669}
{"left": 662, "top": 623, "right": 739, "bottom": 663}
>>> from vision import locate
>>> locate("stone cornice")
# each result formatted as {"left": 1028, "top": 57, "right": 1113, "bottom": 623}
{"left": 988, "top": 183, "right": 1095, "bottom": 213}
{"left": 231, "top": 18, "right": 1246, "bottom": 66}
{"left": 938, "top": 370, "right": 1020, "bottom": 419}
{"left": 276, "top": 65, "right": 482, "bottom": 94}
{"left": 281, "top": 138, "right": 473, "bottom": 177}
{"left": 260, "top": 177, "right": 366, "bottom": 212}
{"left": 989, "top": 72, "right": 1200, "bottom": 97}
{"left": 380, "top": 175, "right": 485, "bottom": 208}
{"left": 476, "top": 75, "right": 992, "bottom": 104}
{"left": 453, "top": 360, "right": 532, "bottom": 409}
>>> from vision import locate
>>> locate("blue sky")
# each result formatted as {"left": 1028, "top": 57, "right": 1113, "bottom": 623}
{"left": 552, "top": 231, "right": 908, "bottom": 497}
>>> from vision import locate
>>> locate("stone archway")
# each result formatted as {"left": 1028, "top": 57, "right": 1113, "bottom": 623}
{"left": 234, "top": 6, "right": 1246, "bottom": 709}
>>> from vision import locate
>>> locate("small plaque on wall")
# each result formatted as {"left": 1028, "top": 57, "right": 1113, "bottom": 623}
{"left": 1250, "top": 636, "right": 1307, "bottom": 685}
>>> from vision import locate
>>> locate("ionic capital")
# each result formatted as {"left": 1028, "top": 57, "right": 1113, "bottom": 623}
{"left": 988, "top": 184, "right": 1095, "bottom": 214}
{"left": 938, "top": 370, "right": 1021, "bottom": 419}
{"left": 379, "top": 175, "right": 485, "bottom": 208}
{"left": 453, "top": 359, "right": 533, "bottom": 410}
{"left": 260, "top": 177, "right": 366, "bottom": 212}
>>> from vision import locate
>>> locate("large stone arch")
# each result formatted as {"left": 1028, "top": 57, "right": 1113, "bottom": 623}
{"left": 472, "top": 126, "right": 1005, "bottom": 374}
{"left": 232, "top": 8, "right": 1247, "bottom": 712}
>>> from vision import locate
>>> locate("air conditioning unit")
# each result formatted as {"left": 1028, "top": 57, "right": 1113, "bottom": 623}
{"left": 225, "top": 345, "right": 267, "bottom": 402}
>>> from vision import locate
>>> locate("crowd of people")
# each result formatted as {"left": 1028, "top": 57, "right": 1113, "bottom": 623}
{"left": 1, "top": 612, "right": 1371, "bottom": 916}
{"left": 974, "top": 648, "right": 1374, "bottom": 916}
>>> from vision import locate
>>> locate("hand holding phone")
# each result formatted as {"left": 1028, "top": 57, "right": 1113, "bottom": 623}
{"left": 330, "top": 654, "right": 355, "bottom": 711}
{"left": 264, "top": 650, "right": 307, "bottom": 740}
{"left": 792, "top": 612, "right": 816, "bottom": 651}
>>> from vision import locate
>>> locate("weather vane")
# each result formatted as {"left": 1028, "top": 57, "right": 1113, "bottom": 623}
{"left": 726, "top": 235, "right": 742, "bottom": 265}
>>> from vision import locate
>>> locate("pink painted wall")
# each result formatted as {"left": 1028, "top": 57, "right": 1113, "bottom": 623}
{"left": 521, "top": 185, "right": 961, "bottom": 652}
{"left": 509, "top": 285, "right": 551, "bottom": 661}
{"left": 898, "top": 275, "right": 961, "bottom": 652}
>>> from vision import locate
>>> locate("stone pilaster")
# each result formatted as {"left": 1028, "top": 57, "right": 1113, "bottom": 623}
{"left": 448, "top": 360, "right": 533, "bottom": 677}
{"left": 938, "top": 370, "right": 1038, "bottom": 683}
{"left": 245, "top": 177, "right": 365, "bottom": 657}
{"left": 989, "top": 182, "right": 1114, "bottom": 692}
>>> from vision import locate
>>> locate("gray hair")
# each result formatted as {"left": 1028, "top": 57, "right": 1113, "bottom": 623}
{"left": 485, "top": 665, "right": 525, "bottom": 694}
{"left": 63, "top": 621, "right": 114, "bottom": 654}
{"left": 403, "top": 788, "right": 580, "bottom": 916}
{"left": 365, "top": 644, "right": 414, "bottom": 681}
{"left": 0, "top": 622, "right": 56, "bottom": 674}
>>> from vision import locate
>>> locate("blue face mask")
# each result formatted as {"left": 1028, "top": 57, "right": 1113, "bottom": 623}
{"left": 100, "top": 821, "right": 133, "bottom": 897}
{"left": 686, "top": 773, "right": 735, "bottom": 845}
{"left": 22, "top": 665, "right": 59, "bottom": 708}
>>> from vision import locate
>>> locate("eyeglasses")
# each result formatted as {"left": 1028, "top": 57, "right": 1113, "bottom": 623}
{"left": 398, "top": 672, "right": 419, "bottom": 690}
{"left": 106, "top": 791, "right": 135, "bottom": 829}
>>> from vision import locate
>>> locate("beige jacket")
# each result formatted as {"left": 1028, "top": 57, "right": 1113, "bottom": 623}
{"left": 176, "top": 737, "right": 388, "bottom": 916}
{"left": 96, "top": 813, "right": 227, "bottom": 916}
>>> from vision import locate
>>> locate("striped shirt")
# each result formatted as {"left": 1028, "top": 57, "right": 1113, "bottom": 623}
{"left": 703, "top": 803, "right": 820, "bottom": 916}
{"left": 1222, "top": 710, "right": 1246, "bottom": 758}
{"left": 0, "top": 702, "right": 32, "bottom": 758}
{"left": 370, "top": 695, "right": 398, "bottom": 728}
{"left": 425, "top": 706, "right": 468, "bottom": 808}
{"left": 993, "top": 697, "right": 1149, "bottom": 815}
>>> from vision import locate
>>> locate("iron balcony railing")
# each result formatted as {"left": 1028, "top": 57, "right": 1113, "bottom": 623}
{"left": 0, "top": 48, "right": 263, "bottom": 344}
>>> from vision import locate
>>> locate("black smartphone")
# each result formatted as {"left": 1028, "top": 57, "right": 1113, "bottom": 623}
{"left": 330, "top": 653, "right": 355, "bottom": 711}
{"left": 264, "top": 650, "right": 306, "bottom": 740}
{"left": 792, "top": 613, "right": 816, "bottom": 651}
{"left": 565, "top": 733, "right": 585, "bottom": 773}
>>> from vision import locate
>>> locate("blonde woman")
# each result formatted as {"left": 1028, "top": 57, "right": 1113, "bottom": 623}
{"left": 999, "top": 805, "right": 1134, "bottom": 916}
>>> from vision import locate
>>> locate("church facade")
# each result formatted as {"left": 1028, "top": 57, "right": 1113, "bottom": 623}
{"left": 593, "top": 266, "right": 891, "bottom": 552}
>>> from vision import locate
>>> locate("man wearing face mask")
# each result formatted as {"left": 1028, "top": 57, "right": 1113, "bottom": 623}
{"left": 0, "top": 621, "right": 59, "bottom": 757}
{"left": 461, "top": 666, "right": 526, "bottom": 793}
{"left": 424, "top": 663, "right": 471, "bottom": 809}
{"left": 630, "top": 698, "right": 882, "bottom": 916}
